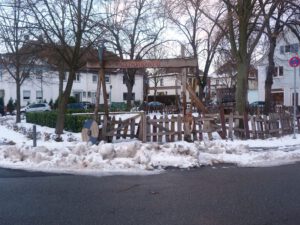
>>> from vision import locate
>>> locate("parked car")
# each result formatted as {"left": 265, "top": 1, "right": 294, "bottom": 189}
{"left": 220, "top": 95, "right": 235, "bottom": 104}
{"left": 79, "top": 101, "right": 94, "bottom": 109}
{"left": 249, "top": 101, "right": 265, "bottom": 108}
{"left": 0, "top": 105, "right": 6, "bottom": 116}
{"left": 21, "top": 103, "right": 51, "bottom": 113}
{"left": 67, "top": 102, "right": 86, "bottom": 110}
{"left": 147, "top": 101, "right": 164, "bottom": 107}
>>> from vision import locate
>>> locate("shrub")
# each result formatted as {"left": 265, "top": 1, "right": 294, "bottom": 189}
{"left": 54, "top": 96, "right": 77, "bottom": 109}
{"left": 0, "top": 97, "right": 4, "bottom": 107}
{"left": 26, "top": 111, "right": 93, "bottom": 132}
{"left": 6, "top": 98, "right": 15, "bottom": 114}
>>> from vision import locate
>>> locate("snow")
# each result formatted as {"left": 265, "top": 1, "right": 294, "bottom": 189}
{"left": 1, "top": 115, "right": 300, "bottom": 176}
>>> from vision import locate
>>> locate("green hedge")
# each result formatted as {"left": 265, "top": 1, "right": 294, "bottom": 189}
{"left": 26, "top": 111, "right": 93, "bottom": 132}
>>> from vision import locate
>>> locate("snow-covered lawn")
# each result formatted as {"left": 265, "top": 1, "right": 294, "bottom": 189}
{"left": 1, "top": 115, "right": 300, "bottom": 176}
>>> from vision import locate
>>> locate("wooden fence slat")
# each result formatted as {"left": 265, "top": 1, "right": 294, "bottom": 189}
{"left": 146, "top": 116, "right": 151, "bottom": 142}
{"left": 153, "top": 115, "right": 157, "bottom": 142}
{"left": 165, "top": 115, "right": 170, "bottom": 142}
{"left": 219, "top": 106, "right": 227, "bottom": 139}
{"left": 228, "top": 113, "right": 233, "bottom": 140}
{"left": 130, "top": 118, "right": 135, "bottom": 139}
{"left": 250, "top": 116, "right": 257, "bottom": 139}
{"left": 116, "top": 118, "right": 122, "bottom": 139}
{"left": 158, "top": 116, "right": 163, "bottom": 143}
{"left": 177, "top": 116, "right": 182, "bottom": 141}
{"left": 171, "top": 115, "right": 175, "bottom": 142}
{"left": 244, "top": 112, "right": 250, "bottom": 139}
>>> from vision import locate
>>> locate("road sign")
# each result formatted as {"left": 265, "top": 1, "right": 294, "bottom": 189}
{"left": 289, "top": 56, "right": 300, "bottom": 67}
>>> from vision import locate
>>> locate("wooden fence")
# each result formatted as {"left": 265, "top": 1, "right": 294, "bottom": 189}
{"left": 84, "top": 111, "right": 298, "bottom": 143}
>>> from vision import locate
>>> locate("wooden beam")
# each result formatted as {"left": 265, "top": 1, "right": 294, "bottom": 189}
{"left": 148, "top": 86, "right": 181, "bottom": 90}
{"left": 86, "top": 58, "right": 198, "bottom": 69}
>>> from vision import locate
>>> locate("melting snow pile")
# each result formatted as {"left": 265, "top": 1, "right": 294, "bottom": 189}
{"left": 1, "top": 116, "right": 300, "bottom": 176}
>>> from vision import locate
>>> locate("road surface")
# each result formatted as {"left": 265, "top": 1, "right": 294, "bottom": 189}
{"left": 0, "top": 164, "right": 300, "bottom": 225}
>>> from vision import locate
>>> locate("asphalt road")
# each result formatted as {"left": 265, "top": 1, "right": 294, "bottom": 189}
{"left": 0, "top": 164, "right": 300, "bottom": 225}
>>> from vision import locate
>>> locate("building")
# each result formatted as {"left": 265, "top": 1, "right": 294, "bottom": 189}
{"left": 208, "top": 64, "right": 258, "bottom": 104}
{"left": 257, "top": 29, "right": 300, "bottom": 106}
{"left": 0, "top": 61, "right": 144, "bottom": 107}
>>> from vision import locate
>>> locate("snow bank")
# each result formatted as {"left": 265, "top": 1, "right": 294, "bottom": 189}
{"left": 2, "top": 116, "right": 300, "bottom": 176}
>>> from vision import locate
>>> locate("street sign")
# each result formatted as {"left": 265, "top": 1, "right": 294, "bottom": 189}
{"left": 289, "top": 56, "right": 300, "bottom": 67}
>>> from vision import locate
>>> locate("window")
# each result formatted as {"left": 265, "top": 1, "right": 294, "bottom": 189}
{"left": 105, "top": 75, "right": 110, "bottom": 83}
{"left": 291, "top": 43, "right": 299, "bottom": 53}
{"left": 23, "top": 90, "right": 31, "bottom": 100}
{"left": 87, "top": 91, "right": 91, "bottom": 98}
{"left": 92, "top": 75, "right": 97, "bottom": 83}
{"left": 285, "top": 45, "right": 291, "bottom": 53}
{"left": 281, "top": 43, "right": 299, "bottom": 54}
{"left": 274, "top": 66, "right": 283, "bottom": 77}
{"left": 0, "top": 70, "right": 2, "bottom": 81}
{"left": 82, "top": 92, "right": 86, "bottom": 98}
{"left": 36, "top": 91, "right": 43, "bottom": 100}
{"left": 74, "top": 73, "right": 80, "bottom": 82}
{"left": 123, "top": 93, "right": 135, "bottom": 101}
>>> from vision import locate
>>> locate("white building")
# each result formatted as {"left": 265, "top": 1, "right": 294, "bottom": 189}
{"left": 0, "top": 65, "right": 144, "bottom": 107}
{"left": 147, "top": 71, "right": 198, "bottom": 105}
{"left": 257, "top": 29, "right": 300, "bottom": 106}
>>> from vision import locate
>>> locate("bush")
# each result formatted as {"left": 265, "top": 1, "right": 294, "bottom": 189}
{"left": 26, "top": 111, "right": 93, "bottom": 132}
{"left": 54, "top": 96, "right": 77, "bottom": 109}
{"left": 0, "top": 97, "right": 4, "bottom": 107}
{"left": 6, "top": 98, "right": 15, "bottom": 114}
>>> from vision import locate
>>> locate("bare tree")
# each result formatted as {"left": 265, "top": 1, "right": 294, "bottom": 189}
{"left": 0, "top": 0, "right": 38, "bottom": 122}
{"left": 100, "top": 0, "right": 166, "bottom": 108}
{"left": 202, "top": 0, "right": 280, "bottom": 114}
{"left": 27, "top": 0, "right": 102, "bottom": 137}
{"left": 261, "top": 1, "right": 287, "bottom": 114}
{"left": 165, "top": 0, "right": 225, "bottom": 102}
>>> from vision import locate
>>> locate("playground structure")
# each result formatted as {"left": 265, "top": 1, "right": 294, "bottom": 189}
{"left": 86, "top": 57, "right": 207, "bottom": 115}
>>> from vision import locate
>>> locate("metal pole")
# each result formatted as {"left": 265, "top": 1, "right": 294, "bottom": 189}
{"left": 33, "top": 125, "right": 37, "bottom": 147}
{"left": 293, "top": 67, "right": 296, "bottom": 139}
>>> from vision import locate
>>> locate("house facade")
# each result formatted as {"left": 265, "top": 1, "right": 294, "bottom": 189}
{"left": 147, "top": 71, "right": 199, "bottom": 106}
{"left": 257, "top": 30, "right": 300, "bottom": 106}
{"left": 0, "top": 65, "right": 144, "bottom": 107}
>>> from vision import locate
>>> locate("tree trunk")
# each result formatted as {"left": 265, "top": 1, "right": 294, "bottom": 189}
{"left": 124, "top": 69, "right": 135, "bottom": 109}
{"left": 16, "top": 79, "right": 21, "bottom": 123}
{"left": 58, "top": 68, "right": 64, "bottom": 99}
{"left": 264, "top": 37, "right": 276, "bottom": 115}
{"left": 126, "top": 83, "right": 134, "bottom": 109}
{"left": 55, "top": 69, "right": 75, "bottom": 136}
{"left": 235, "top": 60, "right": 249, "bottom": 114}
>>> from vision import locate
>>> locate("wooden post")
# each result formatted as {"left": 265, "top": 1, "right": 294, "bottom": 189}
{"left": 250, "top": 116, "right": 257, "bottom": 139}
{"left": 182, "top": 68, "right": 187, "bottom": 115}
{"left": 93, "top": 70, "right": 102, "bottom": 123}
{"left": 153, "top": 115, "right": 157, "bottom": 142}
{"left": 243, "top": 112, "right": 250, "bottom": 139}
{"left": 228, "top": 113, "right": 233, "bottom": 140}
{"left": 142, "top": 113, "right": 147, "bottom": 142}
{"left": 219, "top": 105, "right": 227, "bottom": 139}
{"left": 165, "top": 115, "right": 170, "bottom": 142}
{"left": 100, "top": 67, "right": 109, "bottom": 118}
{"left": 177, "top": 116, "right": 182, "bottom": 141}
{"left": 146, "top": 116, "right": 151, "bottom": 142}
